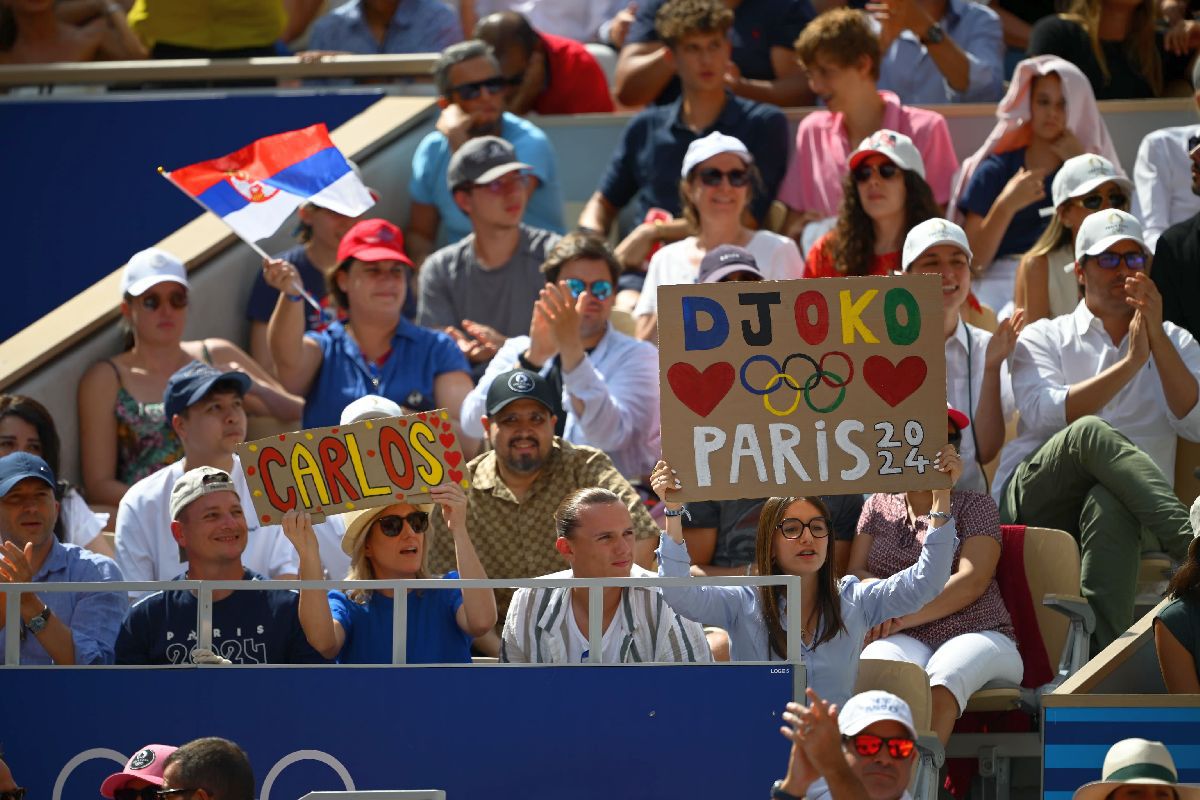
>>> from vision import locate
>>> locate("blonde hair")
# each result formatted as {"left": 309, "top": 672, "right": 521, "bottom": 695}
{"left": 345, "top": 502, "right": 436, "bottom": 604}
{"left": 1060, "top": 0, "right": 1160, "bottom": 95}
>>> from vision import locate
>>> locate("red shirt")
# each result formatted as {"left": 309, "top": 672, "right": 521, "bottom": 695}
{"left": 535, "top": 32, "right": 615, "bottom": 115}
{"left": 803, "top": 231, "right": 900, "bottom": 278}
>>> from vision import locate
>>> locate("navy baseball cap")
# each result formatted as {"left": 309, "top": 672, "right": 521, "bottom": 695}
{"left": 485, "top": 369, "right": 557, "bottom": 417}
{"left": 0, "top": 452, "right": 56, "bottom": 496}
{"left": 163, "top": 362, "right": 251, "bottom": 420}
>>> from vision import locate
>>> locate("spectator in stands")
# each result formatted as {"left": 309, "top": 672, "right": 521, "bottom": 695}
{"left": 780, "top": 10, "right": 958, "bottom": 253}
{"left": 406, "top": 39, "right": 564, "bottom": 266}
{"left": 987, "top": 0, "right": 1053, "bottom": 76}
{"left": 417, "top": 136, "right": 560, "bottom": 374}
{"left": 1155, "top": 535, "right": 1200, "bottom": 692}
{"left": 1132, "top": 62, "right": 1200, "bottom": 251}
{"left": 79, "top": 248, "right": 300, "bottom": 510}
{"left": 502, "top": 487, "right": 711, "bottom": 663}
{"left": 306, "top": 0, "right": 463, "bottom": 55}
{"left": 614, "top": 0, "right": 813, "bottom": 107}
{"left": 116, "top": 466, "right": 325, "bottom": 665}
{"left": 873, "top": 0, "right": 1004, "bottom": 105}
{"left": 849, "top": 409, "right": 1021, "bottom": 745}
{"left": 128, "top": 0, "right": 285, "bottom": 59}
{"left": 0, "top": 0, "right": 145, "bottom": 63}
{"left": 462, "top": 234, "right": 659, "bottom": 480}
{"left": 100, "top": 745, "right": 177, "bottom": 800}
{"left": 774, "top": 689, "right": 919, "bottom": 800}
{"left": 1015, "top": 154, "right": 1132, "bottom": 323}
{"left": 805, "top": 130, "right": 941, "bottom": 279}
{"left": 474, "top": 12, "right": 615, "bottom": 115}
{"left": 0, "top": 453, "right": 125, "bottom": 665}
{"left": 265, "top": 219, "right": 473, "bottom": 429}
{"left": 631, "top": 135, "right": 803, "bottom": 338}
{"left": 1150, "top": 139, "right": 1200, "bottom": 341}
{"left": 0, "top": 395, "right": 109, "bottom": 556}
{"left": 903, "top": 221, "right": 1020, "bottom": 494}
{"left": 114, "top": 363, "right": 299, "bottom": 592}
{"left": 280, "top": 484, "right": 495, "bottom": 664}
{"left": 577, "top": 0, "right": 789, "bottom": 275}
{"left": 427, "top": 368, "right": 660, "bottom": 652}
{"left": 996, "top": 210, "right": 1200, "bottom": 651}
{"left": 651, "top": 449, "right": 960, "bottom": 707}
{"left": 1071, "top": 738, "right": 1200, "bottom": 799}
{"left": 160, "top": 738, "right": 255, "bottom": 800}
{"left": 461, "top": 0, "right": 632, "bottom": 46}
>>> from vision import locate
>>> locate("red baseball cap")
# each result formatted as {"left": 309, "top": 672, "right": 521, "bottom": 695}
{"left": 948, "top": 404, "right": 970, "bottom": 432}
{"left": 100, "top": 745, "right": 177, "bottom": 798}
{"left": 336, "top": 219, "right": 413, "bottom": 266}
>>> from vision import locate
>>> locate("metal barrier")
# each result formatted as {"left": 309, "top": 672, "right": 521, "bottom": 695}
{"left": 300, "top": 793, "right": 445, "bottom": 799}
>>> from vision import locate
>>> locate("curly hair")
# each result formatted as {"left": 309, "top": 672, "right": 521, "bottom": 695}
{"left": 655, "top": 0, "right": 733, "bottom": 46}
{"left": 826, "top": 168, "right": 940, "bottom": 276}
{"left": 1168, "top": 536, "right": 1200, "bottom": 604}
{"left": 794, "top": 8, "right": 880, "bottom": 80}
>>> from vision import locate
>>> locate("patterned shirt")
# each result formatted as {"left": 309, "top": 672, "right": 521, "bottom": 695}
{"left": 427, "top": 438, "right": 659, "bottom": 622}
{"left": 857, "top": 491, "right": 1014, "bottom": 649}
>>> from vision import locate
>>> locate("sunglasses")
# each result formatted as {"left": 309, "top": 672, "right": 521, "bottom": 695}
{"left": 844, "top": 734, "right": 916, "bottom": 759}
{"left": 0, "top": 790, "right": 26, "bottom": 800}
{"left": 696, "top": 167, "right": 750, "bottom": 188}
{"left": 776, "top": 517, "right": 830, "bottom": 539}
{"left": 565, "top": 278, "right": 614, "bottom": 301}
{"left": 1076, "top": 192, "right": 1128, "bottom": 211}
{"left": 1088, "top": 252, "right": 1146, "bottom": 271}
{"left": 136, "top": 291, "right": 188, "bottom": 311}
{"left": 377, "top": 511, "right": 429, "bottom": 536}
{"left": 114, "top": 789, "right": 163, "bottom": 800}
{"left": 853, "top": 162, "right": 901, "bottom": 182}
{"left": 157, "top": 789, "right": 200, "bottom": 798}
{"left": 449, "top": 76, "right": 507, "bottom": 100}
{"left": 1188, "top": 134, "right": 1200, "bottom": 155}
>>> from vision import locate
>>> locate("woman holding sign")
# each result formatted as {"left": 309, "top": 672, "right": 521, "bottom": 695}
{"left": 280, "top": 482, "right": 496, "bottom": 664}
{"left": 650, "top": 450, "right": 960, "bottom": 708}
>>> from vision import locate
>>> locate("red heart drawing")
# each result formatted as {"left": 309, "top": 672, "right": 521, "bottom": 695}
{"left": 449, "top": 469, "right": 464, "bottom": 482}
{"left": 439, "top": 432, "right": 456, "bottom": 448}
{"left": 446, "top": 450, "right": 462, "bottom": 467}
{"left": 442, "top": 422, "right": 451, "bottom": 432}
{"left": 667, "top": 361, "right": 735, "bottom": 418}
{"left": 416, "top": 413, "right": 427, "bottom": 422}
{"left": 863, "top": 356, "right": 927, "bottom": 407}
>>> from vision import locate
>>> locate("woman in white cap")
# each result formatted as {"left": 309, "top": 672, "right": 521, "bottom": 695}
{"left": 1072, "top": 738, "right": 1200, "bottom": 800}
{"left": 804, "top": 130, "right": 941, "bottom": 280}
{"left": 1155, "top": 535, "right": 1200, "bottom": 693}
{"left": 632, "top": 131, "right": 802, "bottom": 341}
{"left": 280, "top": 482, "right": 496, "bottom": 664}
{"left": 1015, "top": 153, "right": 1134, "bottom": 323}
{"left": 78, "top": 248, "right": 300, "bottom": 510}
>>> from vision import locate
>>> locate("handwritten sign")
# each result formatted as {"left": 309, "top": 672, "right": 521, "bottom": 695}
{"left": 658, "top": 275, "right": 949, "bottom": 501}
{"left": 235, "top": 410, "right": 469, "bottom": 524}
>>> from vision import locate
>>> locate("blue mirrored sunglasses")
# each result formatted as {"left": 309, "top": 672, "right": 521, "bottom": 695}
{"left": 565, "top": 278, "right": 613, "bottom": 301}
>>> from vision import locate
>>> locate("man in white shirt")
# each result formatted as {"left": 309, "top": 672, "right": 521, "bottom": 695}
{"left": 995, "top": 210, "right": 1199, "bottom": 650}
{"left": 500, "top": 486, "right": 710, "bottom": 663}
{"left": 114, "top": 363, "right": 299, "bottom": 596}
{"left": 460, "top": 233, "right": 659, "bottom": 479}
{"left": 1131, "top": 62, "right": 1200, "bottom": 251}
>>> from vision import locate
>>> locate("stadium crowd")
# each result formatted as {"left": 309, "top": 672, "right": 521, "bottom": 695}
{"left": 4, "top": 0, "right": 1200, "bottom": 795}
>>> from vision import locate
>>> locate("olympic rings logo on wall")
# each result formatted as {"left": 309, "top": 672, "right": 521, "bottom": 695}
{"left": 739, "top": 352, "right": 855, "bottom": 415}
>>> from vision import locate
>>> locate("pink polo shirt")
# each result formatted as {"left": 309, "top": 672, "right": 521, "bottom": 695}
{"left": 777, "top": 91, "right": 959, "bottom": 216}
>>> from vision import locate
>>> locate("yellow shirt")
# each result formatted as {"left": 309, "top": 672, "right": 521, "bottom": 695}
{"left": 128, "top": 0, "right": 286, "bottom": 51}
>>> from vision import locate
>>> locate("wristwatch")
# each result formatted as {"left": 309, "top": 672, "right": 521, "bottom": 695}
{"left": 928, "top": 511, "right": 953, "bottom": 524}
{"left": 771, "top": 780, "right": 803, "bottom": 800}
{"left": 25, "top": 605, "right": 52, "bottom": 635}
{"left": 921, "top": 22, "right": 946, "bottom": 45}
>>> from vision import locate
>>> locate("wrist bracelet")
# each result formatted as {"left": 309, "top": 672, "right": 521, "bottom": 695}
{"left": 285, "top": 293, "right": 304, "bottom": 303}
{"left": 663, "top": 507, "right": 685, "bottom": 517}
{"left": 771, "top": 779, "right": 803, "bottom": 800}
{"left": 928, "top": 511, "right": 952, "bottom": 523}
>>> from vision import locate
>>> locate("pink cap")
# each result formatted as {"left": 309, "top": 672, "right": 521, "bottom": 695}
{"left": 100, "top": 745, "right": 177, "bottom": 798}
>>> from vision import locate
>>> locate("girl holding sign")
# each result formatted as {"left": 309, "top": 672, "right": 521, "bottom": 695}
{"left": 650, "top": 450, "right": 960, "bottom": 708}
{"left": 279, "top": 483, "right": 497, "bottom": 664}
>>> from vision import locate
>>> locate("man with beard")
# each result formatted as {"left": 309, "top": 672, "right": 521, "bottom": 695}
{"left": 1149, "top": 136, "right": 1200, "bottom": 340}
{"left": 406, "top": 39, "right": 565, "bottom": 267}
{"left": 427, "top": 368, "right": 658, "bottom": 654}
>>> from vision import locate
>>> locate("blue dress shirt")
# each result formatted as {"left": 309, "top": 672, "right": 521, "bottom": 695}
{"left": 877, "top": 0, "right": 1004, "bottom": 104}
{"left": 308, "top": 0, "right": 463, "bottom": 54}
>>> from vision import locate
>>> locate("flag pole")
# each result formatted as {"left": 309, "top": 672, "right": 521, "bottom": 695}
{"left": 158, "top": 167, "right": 324, "bottom": 317}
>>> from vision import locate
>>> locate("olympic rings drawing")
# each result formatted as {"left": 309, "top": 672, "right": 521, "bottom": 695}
{"left": 740, "top": 352, "right": 854, "bottom": 414}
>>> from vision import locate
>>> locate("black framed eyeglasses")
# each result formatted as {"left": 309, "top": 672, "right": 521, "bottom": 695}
{"left": 565, "top": 278, "right": 614, "bottom": 301}
{"left": 0, "top": 788, "right": 27, "bottom": 800}
{"left": 843, "top": 733, "right": 916, "bottom": 759}
{"left": 449, "top": 76, "right": 507, "bottom": 100}
{"left": 1076, "top": 191, "right": 1129, "bottom": 211}
{"left": 853, "top": 162, "right": 900, "bottom": 182}
{"left": 776, "top": 517, "right": 830, "bottom": 539}
{"left": 1088, "top": 252, "right": 1146, "bottom": 271}
{"left": 115, "top": 788, "right": 163, "bottom": 800}
{"left": 377, "top": 511, "right": 429, "bottom": 536}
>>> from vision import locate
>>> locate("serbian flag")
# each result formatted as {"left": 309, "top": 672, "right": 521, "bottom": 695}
{"left": 161, "top": 124, "right": 375, "bottom": 243}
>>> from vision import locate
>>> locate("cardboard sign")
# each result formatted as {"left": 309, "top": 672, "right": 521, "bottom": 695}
{"left": 236, "top": 410, "right": 469, "bottom": 524}
{"left": 658, "top": 275, "right": 949, "bottom": 501}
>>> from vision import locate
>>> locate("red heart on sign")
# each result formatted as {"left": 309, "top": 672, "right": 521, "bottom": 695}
{"left": 667, "top": 361, "right": 735, "bottom": 418}
{"left": 439, "top": 432, "right": 455, "bottom": 448}
{"left": 446, "top": 450, "right": 462, "bottom": 467}
{"left": 442, "top": 422, "right": 451, "bottom": 432}
{"left": 449, "top": 469, "right": 464, "bottom": 482}
{"left": 863, "top": 356, "right": 927, "bottom": 407}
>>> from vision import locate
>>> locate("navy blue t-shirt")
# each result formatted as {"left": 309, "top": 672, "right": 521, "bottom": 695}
{"left": 598, "top": 91, "right": 789, "bottom": 227}
{"left": 956, "top": 148, "right": 1056, "bottom": 259}
{"left": 628, "top": 0, "right": 814, "bottom": 105}
{"left": 114, "top": 570, "right": 328, "bottom": 665}
{"left": 327, "top": 572, "right": 471, "bottom": 664}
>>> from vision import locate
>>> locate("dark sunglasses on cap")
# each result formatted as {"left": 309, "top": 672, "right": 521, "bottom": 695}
{"left": 1088, "top": 252, "right": 1146, "bottom": 271}
{"left": 696, "top": 167, "right": 750, "bottom": 188}
{"left": 1076, "top": 191, "right": 1128, "bottom": 211}
{"left": 376, "top": 511, "right": 430, "bottom": 536}
{"left": 0, "top": 789, "right": 26, "bottom": 800}
{"left": 853, "top": 162, "right": 901, "bottom": 182}
{"left": 565, "top": 278, "right": 614, "bottom": 301}
{"left": 157, "top": 789, "right": 200, "bottom": 798}
{"left": 136, "top": 290, "right": 188, "bottom": 311}
{"left": 1188, "top": 134, "right": 1200, "bottom": 155}
{"left": 843, "top": 733, "right": 916, "bottom": 759}
{"left": 114, "top": 788, "right": 162, "bottom": 800}
{"left": 775, "top": 517, "right": 830, "bottom": 539}
{"left": 449, "top": 76, "right": 507, "bottom": 101}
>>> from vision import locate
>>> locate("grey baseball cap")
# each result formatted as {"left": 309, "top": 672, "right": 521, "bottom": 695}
{"left": 447, "top": 136, "right": 531, "bottom": 192}
{"left": 169, "top": 466, "right": 237, "bottom": 520}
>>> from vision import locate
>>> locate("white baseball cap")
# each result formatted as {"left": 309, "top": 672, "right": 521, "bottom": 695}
{"left": 1074, "top": 209, "right": 1145, "bottom": 262}
{"left": 1044, "top": 154, "right": 1133, "bottom": 216}
{"left": 121, "top": 247, "right": 190, "bottom": 298}
{"left": 838, "top": 690, "right": 917, "bottom": 740}
{"left": 849, "top": 129, "right": 926, "bottom": 180}
{"left": 1072, "top": 739, "right": 1200, "bottom": 800}
{"left": 340, "top": 394, "right": 406, "bottom": 425}
{"left": 681, "top": 131, "right": 754, "bottom": 178}
{"left": 901, "top": 218, "right": 973, "bottom": 271}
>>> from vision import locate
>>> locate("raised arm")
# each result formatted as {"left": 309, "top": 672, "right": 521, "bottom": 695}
{"left": 280, "top": 511, "right": 345, "bottom": 660}
{"left": 434, "top": 483, "right": 497, "bottom": 638}
{"left": 200, "top": 338, "right": 304, "bottom": 422}
{"left": 974, "top": 311, "right": 1023, "bottom": 463}
{"left": 263, "top": 258, "right": 324, "bottom": 397}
